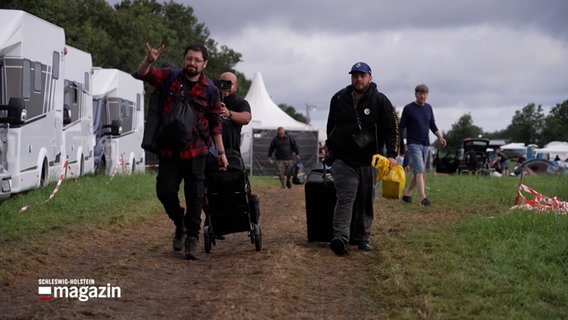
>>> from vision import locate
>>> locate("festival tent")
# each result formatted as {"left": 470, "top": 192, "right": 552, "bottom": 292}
{"left": 240, "top": 72, "right": 320, "bottom": 176}
{"left": 500, "top": 142, "right": 538, "bottom": 160}
{"left": 536, "top": 141, "right": 568, "bottom": 161}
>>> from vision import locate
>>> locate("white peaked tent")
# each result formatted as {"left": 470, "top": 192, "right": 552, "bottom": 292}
{"left": 536, "top": 141, "right": 568, "bottom": 161}
{"left": 244, "top": 72, "right": 311, "bottom": 129}
{"left": 240, "top": 72, "right": 320, "bottom": 175}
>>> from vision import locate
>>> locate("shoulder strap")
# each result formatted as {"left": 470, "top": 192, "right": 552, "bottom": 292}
{"left": 204, "top": 78, "right": 215, "bottom": 101}
{"left": 160, "top": 68, "right": 183, "bottom": 106}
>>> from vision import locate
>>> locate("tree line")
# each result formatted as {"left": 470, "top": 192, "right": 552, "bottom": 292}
{"left": 3, "top": 0, "right": 565, "bottom": 143}
{"left": 434, "top": 100, "right": 568, "bottom": 150}
{"left": 2, "top": 0, "right": 251, "bottom": 97}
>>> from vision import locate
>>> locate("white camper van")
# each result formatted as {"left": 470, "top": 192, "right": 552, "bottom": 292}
{"left": 92, "top": 68, "right": 145, "bottom": 176}
{"left": 0, "top": 10, "right": 66, "bottom": 196}
{"left": 63, "top": 46, "right": 95, "bottom": 177}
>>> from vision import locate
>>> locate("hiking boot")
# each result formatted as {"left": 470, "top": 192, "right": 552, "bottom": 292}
{"left": 173, "top": 225, "right": 186, "bottom": 251}
{"left": 402, "top": 195, "right": 412, "bottom": 203}
{"left": 184, "top": 237, "right": 200, "bottom": 260}
{"left": 330, "top": 238, "right": 347, "bottom": 256}
{"left": 286, "top": 179, "right": 292, "bottom": 189}
{"left": 421, "top": 198, "right": 431, "bottom": 206}
{"left": 358, "top": 242, "right": 373, "bottom": 251}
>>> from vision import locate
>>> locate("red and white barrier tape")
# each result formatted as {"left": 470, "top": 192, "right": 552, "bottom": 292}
{"left": 511, "top": 183, "right": 568, "bottom": 214}
{"left": 109, "top": 152, "right": 130, "bottom": 182}
{"left": 45, "top": 159, "right": 69, "bottom": 202}
{"left": 19, "top": 160, "right": 70, "bottom": 213}
{"left": 66, "top": 162, "right": 79, "bottom": 185}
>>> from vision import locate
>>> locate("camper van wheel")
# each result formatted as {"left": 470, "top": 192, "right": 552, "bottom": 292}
{"left": 97, "top": 157, "right": 106, "bottom": 175}
{"left": 40, "top": 158, "right": 48, "bottom": 187}
{"left": 79, "top": 155, "right": 85, "bottom": 176}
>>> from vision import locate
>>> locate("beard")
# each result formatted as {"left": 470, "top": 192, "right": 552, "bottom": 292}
{"left": 183, "top": 66, "right": 200, "bottom": 78}
{"left": 353, "top": 83, "right": 369, "bottom": 95}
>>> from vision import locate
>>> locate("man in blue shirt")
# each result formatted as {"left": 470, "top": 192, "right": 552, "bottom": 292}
{"left": 399, "top": 84, "right": 446, "bottom": 206}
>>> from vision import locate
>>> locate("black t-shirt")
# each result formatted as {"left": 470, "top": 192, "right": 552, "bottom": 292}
{"left": 222, "top": 94, "right": 251, "bottom": 153}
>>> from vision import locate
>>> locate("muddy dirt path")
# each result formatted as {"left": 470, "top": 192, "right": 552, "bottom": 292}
{"left": 1, "top": 183, "right": 381, "bottom": 319}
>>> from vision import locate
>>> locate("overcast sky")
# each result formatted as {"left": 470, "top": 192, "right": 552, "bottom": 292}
{"left": 124, "top": 1, "right": 568, "bottom": 141}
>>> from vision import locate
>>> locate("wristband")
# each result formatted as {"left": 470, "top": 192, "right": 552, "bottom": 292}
{"left": 228, "top": 110, "right": 233, "bottom": 119}
{"left": 217, "top": 150, "right": 225, "bottom": 155}
{"left": 143, "top": 58, "right": 153, "bottom": 67}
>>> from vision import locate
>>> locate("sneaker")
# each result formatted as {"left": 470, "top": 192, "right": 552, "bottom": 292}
{"left": 421, "top": 198, "right": 431, "bottom": 206}
{"left": 184, "top": 237, "right": 200, "bottom": 260}
{"left": 173, "top": 225, "right": 186, "bottom": 251}
{"left": 330, "top": 238, "right": 347, "bottom": 256}
{"left": 286, "top": 179, "right": 292, "bottom": 189}
{"left": 358, "top": 242, "right": 373, "bottom": 251}
{"left": 402, "top": 195, "right": 412, "bottom": 203}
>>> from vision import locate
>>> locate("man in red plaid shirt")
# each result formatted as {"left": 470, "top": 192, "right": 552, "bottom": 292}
{"left": 135, "top": 43, "right": 228, "bottom": 260}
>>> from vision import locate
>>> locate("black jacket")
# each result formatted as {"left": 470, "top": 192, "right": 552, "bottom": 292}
{"left": 326, "top": 82, "right": 399, "bottom": 167}
{"left": 268, "top": 134, "right": 299, "bottom": 161}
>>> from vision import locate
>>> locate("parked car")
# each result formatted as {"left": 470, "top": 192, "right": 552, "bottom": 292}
{"left": 435, "top": 138, "right": 490, "bottom": 174}
{"left": 435, "top": 147, "right": 462, "bottom": 174}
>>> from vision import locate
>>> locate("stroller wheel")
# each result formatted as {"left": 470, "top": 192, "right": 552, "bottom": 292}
{"left": 204, "top": 235, "right": 212, "bottom": 253}
{"left": 204, "top": 227, "right": 212, "bottom": 253}
{"left": 254, "top": 224, "right": 262, "bottom": 251}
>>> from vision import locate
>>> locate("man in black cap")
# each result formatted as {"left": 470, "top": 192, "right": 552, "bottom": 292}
{"left": 325, "top": 61, "right": 399, "bottom": 256}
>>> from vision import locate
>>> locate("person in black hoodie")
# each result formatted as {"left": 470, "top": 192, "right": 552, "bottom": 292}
{"left": 267, "top": 127, "right": 300, "bottom": 189}
{"left": 325, "top": 62, "right": 399, "bottom": 255}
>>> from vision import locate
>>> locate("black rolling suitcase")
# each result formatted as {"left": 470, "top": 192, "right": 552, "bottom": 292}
{"left": 304, "top": 163, "right": 335, "bottom": 242}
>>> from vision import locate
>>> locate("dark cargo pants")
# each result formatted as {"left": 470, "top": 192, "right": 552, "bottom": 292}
{"left": 156, "top": 155, "right": 206, "bottom": 238}
{"left": 330, "top": 159, "right": 375, "bottom": 244}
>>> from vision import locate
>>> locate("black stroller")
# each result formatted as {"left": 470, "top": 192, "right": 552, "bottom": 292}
{"left": 203, "top": 149, "right": 262, "bottom": 253}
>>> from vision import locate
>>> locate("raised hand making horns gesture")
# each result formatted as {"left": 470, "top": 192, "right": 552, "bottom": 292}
{"left": 144, "top": 42, "right": 165, "bottom": 64}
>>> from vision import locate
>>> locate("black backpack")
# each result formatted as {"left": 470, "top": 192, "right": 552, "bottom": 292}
{"left": 157, "top": 92, "right": 196, "bottom": 149}
{"left": 142, "top": 68, "right": 215, "bottom": 151}
{"left": 141, "top": 66, "right": 181, "bottom": 153}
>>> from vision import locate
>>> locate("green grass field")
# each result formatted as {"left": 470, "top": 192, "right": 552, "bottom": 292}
{"left": 372, "top": 174, "right": 568, "bottom": 319}
{"left": 1, "top": 172, "right": 567, "bottom": 319}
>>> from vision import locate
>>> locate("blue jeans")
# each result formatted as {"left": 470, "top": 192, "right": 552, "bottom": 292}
{"left": 406, "top": 144, "right": 429, "bottom": 175}
{"left": 156, "top": 156, "right": 206, "bottom": 238}
{"left": 330, "top": 159, "right": 375, "bottom": 244}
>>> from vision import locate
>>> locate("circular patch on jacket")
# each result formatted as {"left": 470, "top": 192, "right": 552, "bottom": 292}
{"left": 364, "top": 108, "right": 371, "bottom": 115}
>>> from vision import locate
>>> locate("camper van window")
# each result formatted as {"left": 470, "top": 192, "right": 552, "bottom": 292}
{"left": 120, "top": 100, "right": 134, "bottom": 133}
{"left": 52, "top": 51, "right": 60, "bottom": 80}
{"left": 64, "top": 82, "right": 80, "bottom": 123}
{"left": 0, "top": 64, "right": 3, "bottom": 102}
{"left": 34, "top": 62, "right": 42, "bottom": 92}
{"left": 84, "top": 72, "right": 90, "bottom": 93}
{"left": 22, "top": 60, "right": 31, "bottom": 99}
{"left": 136, "top": 93, "right": 141, "bottom": 111}
{"left": 108, "top": 98, "right": 120, "bottom": 122}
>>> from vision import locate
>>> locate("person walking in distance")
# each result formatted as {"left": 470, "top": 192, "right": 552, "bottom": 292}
{"left": 134, "top": 42, "right": 228, "bottom": 260}
{"left": 325, "top": 62, "right": 399, "bottom": 255}
{"left": 216, "top": 72, "right": 252, "bottom": 153}
{"left": 399, "top": 84, "right": 446, "bottom": 206}
{"left": 267, "top": 127, "right": 300, "bottom": 189}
